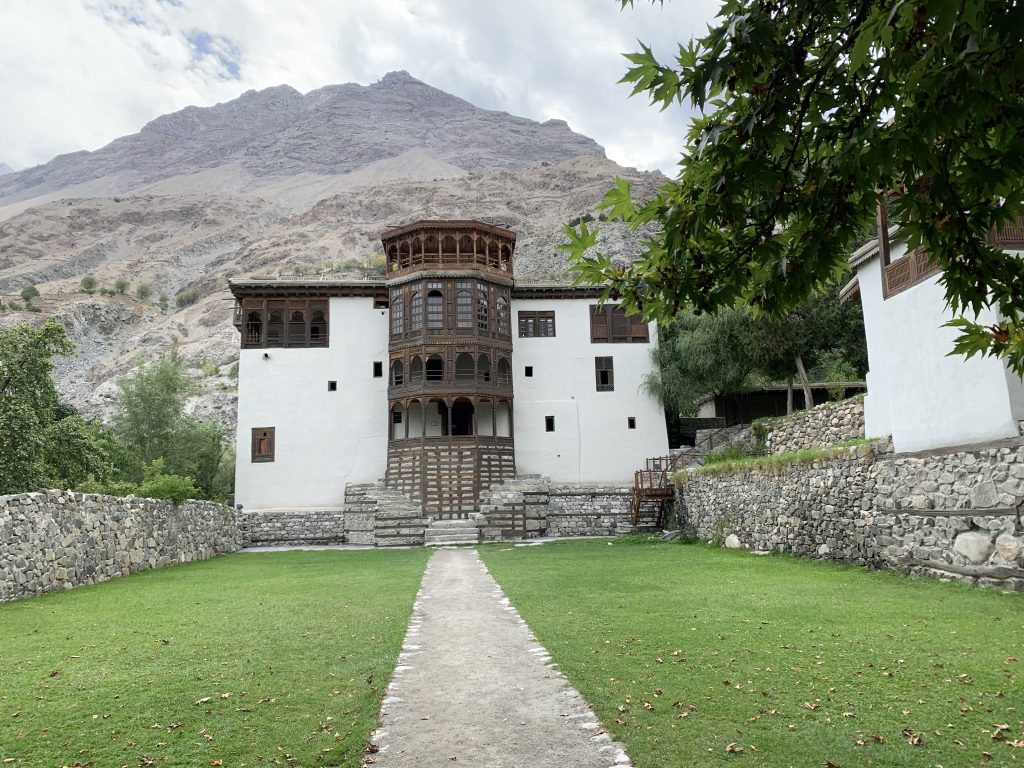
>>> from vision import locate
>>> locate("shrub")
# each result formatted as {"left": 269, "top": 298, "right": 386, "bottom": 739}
{"left": 175, "top": 287, "right": 199, "bottom": 308}
{"left": 228, "top": 361, "right": 239, "bottom": 379}
{"left": 0, "top": 301, "right": 5, "bottom": 311}
{"left": 158, "top": 292, "right": 169, "bottom": 311}
{"left": 100, "top": 287, "right": 116, "bottom": 297}
{"left": 135, "top": 283, "right": 153, "bottom": 300}
{"left": 20, "top": 285, "right": 39, "bottom": 302}
{"left": 26, "top": 304, "right": 41, "bottom": 313}
{"left": 7, "top": 300, "right": 21, "bottom": 311}
{"left": 80, "top": 274, "right": 97, "bottom": 294}
{"left": 200, "top": 360, "right": 219, "bottom": 377}
{"left": 114, "top": 277, "right": 130, "bottom": 294}
{"left": 702, "top": 445, "right": 752, "bottom": 465}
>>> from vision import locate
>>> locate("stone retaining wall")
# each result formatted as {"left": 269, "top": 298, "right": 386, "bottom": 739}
{"left": 677, "top": 440, "right": 1024, "bottom": 590}
{"left": 761, "top": 396, "right": 865, "bottom": 454}
{"left": 479, "top": 477, "right": 633, "bottom": 540}
{"left": 240, "top": 509, "right": 348, "bottom": 546}
{"left": 0, "top": 490, "right": 240, "bottom": 603}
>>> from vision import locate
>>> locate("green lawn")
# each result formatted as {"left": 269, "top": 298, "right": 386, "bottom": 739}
{"left": 0, "top": 549, "right": 429, "bottom": 768}
{"left": 481, "top": 538, "right": 1024, "bottom": 768}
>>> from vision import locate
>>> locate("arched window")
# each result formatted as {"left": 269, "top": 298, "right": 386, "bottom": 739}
{"left": 496, "top": 295, "right": 509, "bottom": 335}
{"left": 477, "top": 285, "right": 489, "bottom": 331}
{"left": 391, "top": 296, "right": 404, "bottom": 335}
{"left": 500, "top": 244, "right": 511, "bottom": 271}
{"left": 309, "top": 308, "right": 327, "bottom": 346}
{"left": 455, "top": 353, "right": 475, "bottom": 382}
{"left": 456, "top": 283, "right": 472, "bottom": 328}
{"left": 477, "top": 354, "right": 491, "bottom": 383}
{"left": 387, "top": 244, "right": 398, "bottom": 270}
{"left": 391, "top": 360, "right": 405, "bottom": 386}
{"left": 459, "top": 235, "right": 473, "bottom": 257}
{"left": 427, "top": 289, "right": 444, "bottom": 329}
{"left": 497, "top": 358, "right": 511, "bottom": 386}
{"left": 399, "top": 241, "right": 410, "bottom": 268}
{"left": 488, "top": 241, "right": 499, "bottom": 268}
{"left": 410, "top": 290, "right": 423, "bottom": 331}
{"left": 410, "top": 356, "right": 424, "bottom": 383}
{"left": 412, "top": 237, "right": 423, "bottom": 257}
{"left": 442, "top": 235, "right": 457, "bottom": 256}
{"left": 426, "top": 355, "right": 444, "bottom": 382}
{"left": 424, "top": 234, "right": 438, "bottom": 255}
{"left": 287, "top": 309, "right": 306, "bottom": 345}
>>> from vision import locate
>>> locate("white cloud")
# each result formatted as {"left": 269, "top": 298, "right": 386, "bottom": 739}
{"left": 0, "top": 0, "right": 721, "bottom": 175}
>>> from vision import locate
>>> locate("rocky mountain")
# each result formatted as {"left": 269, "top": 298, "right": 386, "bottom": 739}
{"left": 0, "top": 163, "right": 14, "bottom": 175}
{"left": 0, "top": 71, "right": 663, "bottom": 430}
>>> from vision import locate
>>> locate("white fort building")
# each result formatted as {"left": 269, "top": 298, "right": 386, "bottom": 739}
{"left": 230, "top": 220, "right": 669, "bottom": 542}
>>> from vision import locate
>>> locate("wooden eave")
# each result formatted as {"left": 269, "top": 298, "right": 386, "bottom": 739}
{"left": 380, "top": 219, "right": 517, "bottom": 242}
{"left": 228, "top": 278, "right": 386, "bottom": 299}
{"left": 386, "top": 270, "right": 515, "bottom": 288}
{"left": 511, "top": 283, "right": 607, "bottom": 300}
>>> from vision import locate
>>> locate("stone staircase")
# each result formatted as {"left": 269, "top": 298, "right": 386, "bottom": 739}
{"left": 424, "top": 516, "right": 482, "bottom": 546}
{"left": 345, "top": 482, "right": 427, "bottom": 546}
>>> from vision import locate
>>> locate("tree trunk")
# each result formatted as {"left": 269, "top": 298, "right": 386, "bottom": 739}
{"left": 795, "top": 354, "right": 813, "bottom": 410}
{"left": 786, "top": 375, "right": 794, "bottom": 415}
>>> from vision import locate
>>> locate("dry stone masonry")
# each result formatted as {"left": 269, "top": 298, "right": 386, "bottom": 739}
{"left": 677, "top": 440, "right": 1024, "bottom": 591}
{"left": 761, "top": 395, "right": 866, "bottom": 454}
{"left": 0, "top": 490, "right": 239, "bottom": 603}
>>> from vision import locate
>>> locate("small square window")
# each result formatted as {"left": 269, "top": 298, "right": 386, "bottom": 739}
{"left": 393, "top": 411, "right": 403, "bottom": 424}
{"left": 627, "top": 417, "right": 636, "bottom": 429}
{"left": 545, "top": 415, "right": 555, "bottom": 432}
{"left": 525, "top": 366, "right": 534, "bottom": 377}
{"left": 373, "top": 361, "right": 383, "bottom": 378}
{"left": 327, "top": 380, "right": 337, "bottom": 391}
{"left": 251, "top": 427, "right": 275, "bottom": 463}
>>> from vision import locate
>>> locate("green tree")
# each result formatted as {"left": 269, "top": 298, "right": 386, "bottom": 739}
{"left": 112, "top": 353, "right": 197, "bottom": 470}
{"left": 565, "top": 0, "right": 1024, "bottom": 373}
{"left": 0, "top": 320, "right": 74, "bottom": 493}
{"left": 135, "top": 282, "right": 153, "bottom": 300}
{"left": 20, "top": 285, "right": 39, "bottom": 302}
{"left": 36, "top": 414, "right": 114, "bottom": 490}
{"left": 80, "top": 274, "right": 97, "bottom": 294}
{"left": 111, "top": 353, "right": 229, "bottom": 498}
{"left": 645, "top": 288, "right": 867, "bottom": 419}
{"left": 114, "top": 277, "right": 130, "bottom": 294}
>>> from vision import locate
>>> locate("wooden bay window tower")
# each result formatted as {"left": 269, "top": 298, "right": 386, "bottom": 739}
{"left": 382, "top": 221, "right": 517, "bottom": 518}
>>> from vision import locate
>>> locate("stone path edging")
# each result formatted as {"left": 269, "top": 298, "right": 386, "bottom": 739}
{"left": 369, "top": 547, "right": 633, "bottom": 767}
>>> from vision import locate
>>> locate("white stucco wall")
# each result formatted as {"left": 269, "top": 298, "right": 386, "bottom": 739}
{"left": 511, "top": 298, "right": 670, "bottom": 482}
{"left": 859, "top": 242, "right": 1021, "bottom": 452}
{"left": 234, "top": 297, "right": 389, "bottom": 510}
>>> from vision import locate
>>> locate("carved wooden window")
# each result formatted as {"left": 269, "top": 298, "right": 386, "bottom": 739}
{"left": 496, "top": 295, "right": 509, "bottom": 335}
{"left": 251, "top": 427, "right": 275, "bottom": 463}
{"left": 477, "top": 284, "right": 489, "bottom": 331}
{"left": 989, "top": 215, "right": 1024, "bottom": 249}
{"left": 410, "top": 290, "right": 424, "bottom": 331}
{"left": 240, "top": 299, "right": 328, "bottom": 348}
{"left": 518, "top": 310, "right": 555, "bottom": 337}
{"left": 877, "top": 204, "right": 941, "bottom": 299}
{"left": 595, "top": 356, "right": 614, "bottom": 391}
{"left": 456, "top": 282, "right": 473, "bottom": 328}
{"left": 391, "top": 360, "right": 404, "bottom": 386}
{"left": 427, "top": 284, "right": 444, "bottom": 329}
{"left": 590, "top": 305, "right": 648, "bottom": 343}
{"left": 391, "top": 294, "right": 404, "bottom": 336}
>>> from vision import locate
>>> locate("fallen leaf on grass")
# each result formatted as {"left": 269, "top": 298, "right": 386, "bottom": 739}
{"left": 902, "top": 729, "right": 923, "bottom": 746}
{"left": 725, "top": 742, "right": 743, "bottom": 753}
{"left": 195, "top": 697, "right": 211, "bottom": 705}
{"left": 802, "top": 702, "right": 820, "bottom": 711}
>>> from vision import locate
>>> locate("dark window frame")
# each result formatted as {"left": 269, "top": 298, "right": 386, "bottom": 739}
{"left": 251, "top": 427, "right": 275, "bottom": 463}
{"left": 595, "top": 356, "right": 614, "bottom": 391}
{"left": 544, "top": 415, "right": 555, "bottom": 432}
{"left": 518, "top": 310, "right": 556, "bottom": 338}
{"left": 589, "top": 305, "right": 648, "bottom": 344}
{"left": 373, "top": 361, "right": 383, "bottom": 378}
{"left": 240, "top": 298, "right": 329, "bottom": 349}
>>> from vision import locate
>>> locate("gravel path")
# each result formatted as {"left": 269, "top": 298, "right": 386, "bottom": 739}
{"left": 370, "top": 547, "right": 633, "bottom": 768}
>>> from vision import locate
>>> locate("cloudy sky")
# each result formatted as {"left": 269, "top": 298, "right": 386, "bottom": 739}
{"left": 1, "top": 0, "right": 723, "bottom": 176}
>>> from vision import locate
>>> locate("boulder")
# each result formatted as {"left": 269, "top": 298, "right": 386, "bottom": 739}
{"left": 724, "top": 533, "right": 742, "bottom": 549}
{"left": 953, "top": 531, "right": 994, "bottom": 564}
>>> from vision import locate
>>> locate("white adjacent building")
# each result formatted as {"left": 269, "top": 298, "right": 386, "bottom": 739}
{"left": 231, "top": 220, "right": 669, "bottom": 519}
{"left": 844, "top": 213, "right": 1024, "bottom": 453}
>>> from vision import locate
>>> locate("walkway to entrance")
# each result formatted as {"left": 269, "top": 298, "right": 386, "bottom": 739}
{"left": 371, "top": 547, "right": 633, "bottom": 767}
